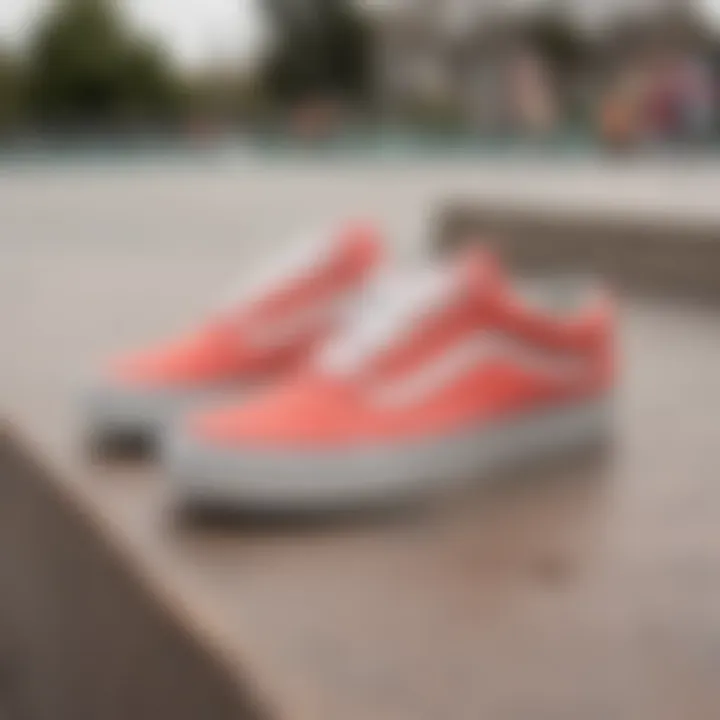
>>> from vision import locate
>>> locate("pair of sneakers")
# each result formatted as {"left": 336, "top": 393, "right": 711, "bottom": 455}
{"left": 85, "top": 223, "right": 615, "bottom": 511}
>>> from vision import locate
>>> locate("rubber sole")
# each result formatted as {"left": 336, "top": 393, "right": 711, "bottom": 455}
{"left": 166, "top": 396, "right": 613, "bottom": 512}
{"left": 83, "top": 381, "right": 250, "bottom": 454}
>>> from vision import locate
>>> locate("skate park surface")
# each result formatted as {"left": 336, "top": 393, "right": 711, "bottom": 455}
{"left": 1, "top": 157, "right": 720, "bottom": 720}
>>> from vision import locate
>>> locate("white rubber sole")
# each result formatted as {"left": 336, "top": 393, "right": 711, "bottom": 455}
{"left": 166, "top": 396, "right": 613, "bottom": 512}
{"left": 83, "top": 381, "right": 249, "bottom": 448}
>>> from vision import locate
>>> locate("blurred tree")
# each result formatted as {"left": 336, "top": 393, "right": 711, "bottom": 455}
{"left": 183, "top": 66, "right": 267, "bottom": 127}
{"left": 26, "top": 0, "right": 181, "bottom": 128}
{"left": 604, "top": 3, "right": 720, "bottom": 57}
{"left": 523, "top": 3, "right": 587, "bottom": 80}
{"left": 0, "top": 47, "right": 24, "bottom": 131}
{"left": 520, "top": 1, "right": 591, "bottom": 126}
{"left": 121, "top": 40, "right": 185, "bottom": 122}
{"left": 261, "top": 0, "right": 373, "bottom": 106}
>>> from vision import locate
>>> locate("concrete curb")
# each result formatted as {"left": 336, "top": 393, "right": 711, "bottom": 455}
{"left": 439, "top": 202, "right": 720, "bottom": 302}
{"left": 0, "top": 427, "right": 270, "bottom": 720}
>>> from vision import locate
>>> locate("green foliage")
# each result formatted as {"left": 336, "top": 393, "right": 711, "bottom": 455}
{"left": 261, "top": 0, "right": 373, "bottom": 105}
{"left": 0, "top": 47, "right": 24, "bottom": 130}
{"left": 523, "top": 4, "right": 587, "bottom": 78}
{"left": 183, "top": 68, "right": 267, "bottom": 123}
{"left": 26, "top": 0, "right": 181, "bottom": 126}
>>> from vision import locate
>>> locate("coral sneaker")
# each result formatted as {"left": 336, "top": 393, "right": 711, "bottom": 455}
{"left": 84, "top": 223, "right": 383, "bottom": 449}
{"left": 168, "top": 250, "right": 615, "bottom": 509}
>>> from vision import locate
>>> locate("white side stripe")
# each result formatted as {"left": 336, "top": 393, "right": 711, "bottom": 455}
{"left": 371, "top": 332, "right": 588, "bottom": 408}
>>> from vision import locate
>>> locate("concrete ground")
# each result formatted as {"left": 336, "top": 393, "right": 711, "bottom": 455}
{"left": 2, "top": 156, "right": 720, "bottom": 720}
{"left": 3, "top": 155, "right": 720, "bottom": 417}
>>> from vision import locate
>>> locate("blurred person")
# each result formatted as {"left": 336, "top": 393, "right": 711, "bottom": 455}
{"left": 290, "top": 96, "right": 345, "bottom": 141}
{"left": 678, "top": 53, "right": 716, "bottom": 141}
{"left": 598, "top": 70, "right": 644, "bottom": 152}
{"left": 509, "top": 49, "right": 559, "bottom": 138}
{"left": 644, "top": 54, "right": 679, "bottom": 141}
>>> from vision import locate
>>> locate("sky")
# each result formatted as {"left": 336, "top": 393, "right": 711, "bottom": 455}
{"left": 2, "top": 0, "right": 720, "bottom": 68}
{"left": 0, "top": 0, "right": 266, "bottom": 68}
{"left": 126, "top": 0, "right": 266, "bottom": 67}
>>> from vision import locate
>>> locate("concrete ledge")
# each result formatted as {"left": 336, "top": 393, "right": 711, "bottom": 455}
{"left": 3, "top": 297, "right": 720, "bottom": 719}
{"left": 0, "top": 427, "right": 269, "bottom": 720}
{"left": 4, "top": 157, "right": 720, "bottom": 718}
{"left": 439, "top": 203, "right": 720, "bottom": 301}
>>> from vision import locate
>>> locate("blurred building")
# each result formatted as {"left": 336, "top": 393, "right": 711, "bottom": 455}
{"left": 362, "top": 0, "right": 709, "bottom": 130}
{"left": 571, "top": 0, "right": 697, "bottom": 29}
